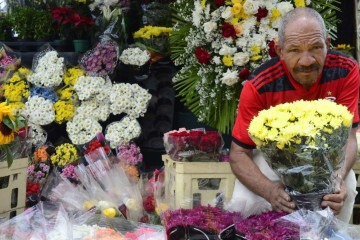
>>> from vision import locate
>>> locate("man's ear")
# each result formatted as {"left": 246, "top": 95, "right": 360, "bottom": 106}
{"left": 275, "top": 44, "right": 282, "bottom": 58}
{"left": 325, "top": 37, "right": 331, "bottom": 49}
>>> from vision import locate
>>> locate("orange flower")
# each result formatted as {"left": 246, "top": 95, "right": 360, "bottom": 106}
{"left": 124, "top": 164, "right": 139, "bottom": 182}
{"left": 33, "top": 146, "right": 49, "bottom": 162}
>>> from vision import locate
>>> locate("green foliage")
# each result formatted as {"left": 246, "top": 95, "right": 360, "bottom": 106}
{"left": 33, "top": 10, "right": 54, "bottom": 40}
{"left": 0, "top": 14, "right": 12, "bottom": 41}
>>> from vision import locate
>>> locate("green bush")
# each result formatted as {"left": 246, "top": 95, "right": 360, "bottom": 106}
{"left": 0, "top": 14, "right": 13, "bottom": 41}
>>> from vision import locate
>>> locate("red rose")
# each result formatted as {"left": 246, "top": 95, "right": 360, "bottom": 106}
{"left": 195, "top": 47, "right": 211, "bottom": 64}
{"left": 198, "top": 131, "right": 222, "bottom": 152}
{"left": 222, "top": 22, "right": 236, "bottom": 39}
{"left": 268, "top": 40, "right": 278, "bottom": 58}
{"left": 214, "top": 0, "right": 225, "bottom": 7}
{"left": 256, "top": 7, "right": 268, "bottom": 22}
{"left": 187, "top": 130, "right": 203, "bottom": 147}
{"left": 26, "top": 182, "right": 40, "bottom": 195}
{"left": 239, "top": 68, "right": 251, "bottom": 80}
{"left": 143, "top": 195, "right": 156, "bottom": 213}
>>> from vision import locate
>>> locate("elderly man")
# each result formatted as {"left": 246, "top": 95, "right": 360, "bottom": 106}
{"left": 228, "top": 7, "right": 359, "bottom": 223}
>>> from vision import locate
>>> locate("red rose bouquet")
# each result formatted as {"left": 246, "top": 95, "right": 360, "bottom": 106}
{"left": 164, "top": 128, "right": 223, "bottom": 162}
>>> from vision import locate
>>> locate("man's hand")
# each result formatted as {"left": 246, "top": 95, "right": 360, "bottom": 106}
{"left": 321, "top": 180, "right": 347, "bottom": 215}
{"left": 268, "top": 182, "right": 296, "bottom": 213}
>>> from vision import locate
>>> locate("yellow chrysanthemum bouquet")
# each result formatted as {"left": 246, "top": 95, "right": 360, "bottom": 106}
{"left": 248, "top": 99, "right": 353, "bottom": 210}
{"left": 133, "top": 26, "right": 172, "bottom": 60}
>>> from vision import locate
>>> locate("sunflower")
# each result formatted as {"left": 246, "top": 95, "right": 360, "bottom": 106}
{"left": 0, "top": 122, "right": 14, "bottom": 144}
{"left": 0, "top": 102, "right": 14, "bottom": 122}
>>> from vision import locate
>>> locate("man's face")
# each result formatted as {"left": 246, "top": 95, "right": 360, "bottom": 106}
{"left": 276, "top": 17, "right": 330, "bottom": 89}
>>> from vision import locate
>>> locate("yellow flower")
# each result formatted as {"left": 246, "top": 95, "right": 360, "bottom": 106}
{"left": 222, "top": 55, "right": 233, "bottom": 66}
{"left": 0, "top": 122, "right": 14, "bottom": 144}
{"left": 133, "top": 26, "right": 172, "bottom": 39}
{"left": 270, "top": 9, "right": 281, "bottom": 21}
{"left": 232, "top": 3, "right": 242, "bottom": 15}
{"left": 234, "top": 23, "right": 243, "bottom": 36}
{"left": 83, "top": 201, "right": 96, "bottom": 210}
{"left": 294, "top": 0, "right": 306, "bottom": 7}
{"left": 102, "top": 208, "right": 117, "bottom": 218}
{"left": 201, "top": 0, "right": 206, "bottom": 8}
{"left": 250, "top": 55, "right": 262, "bottom": 61}
{"left": 50, "top": 143, "right": 78, "bottom": 167}
{"left": 155, "top": 203, "right": 169, "bottom": 216}
{"left": 54, "top": 100, "right": 75, "bottom": 124}
{"left": 0, "top": 102, "right": 13, "bottom": 122}
{"left": 231, "top": 0, "right": 242, "bottom": 4}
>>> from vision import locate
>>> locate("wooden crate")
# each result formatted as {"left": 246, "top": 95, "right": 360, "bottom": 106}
{"left": 0, "top": 158, "right": 28, "bottom": 215}
{"left": 162, "top": 155, "right": 235, "bottom": 209}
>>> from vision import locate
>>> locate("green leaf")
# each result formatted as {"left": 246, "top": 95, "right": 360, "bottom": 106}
{"left": 4, "top": 145, "right": 14, "bottom": 168}
{"left": 3, "top": 116, "right": 15, "bottom": 130}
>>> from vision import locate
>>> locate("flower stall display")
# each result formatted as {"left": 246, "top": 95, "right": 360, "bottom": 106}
{"left": 248, "top": 99, "right": 353, "bottom": 210}
{"left": 119, "top": 47, "right": 151, "bottom": 80}
{"left": 170, "top": 0, "right": 340, "bottom": 133}
{"left": 163, "top": 128, "right": 224, "bottom": 162}
{"left": 109, "top": 82, "right": 152, "bottom": 118}
{"left": 105, "top": 116, "right": 142, "bottom": 149}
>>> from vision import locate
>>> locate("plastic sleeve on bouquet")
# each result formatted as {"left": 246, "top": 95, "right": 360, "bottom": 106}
{"left": 0, "top": 42, "right": 21, "bottom": 83}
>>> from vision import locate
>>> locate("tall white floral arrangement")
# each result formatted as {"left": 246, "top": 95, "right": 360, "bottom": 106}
{"left": 170, "top": 0, "right": 340, "bottom": 133}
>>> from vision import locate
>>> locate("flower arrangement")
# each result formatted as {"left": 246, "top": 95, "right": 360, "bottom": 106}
{"left": 170, "top": 0, "right": 340, "bottom": 133}
{"left": 66, "top": 114, "right": 103, "bottom": 145}
{"left": 76, "top": 98, "right": 110, "bottom": 122}
{"left": 54, "top": 100, "right": 76, "bottom": 124}
{"left": 164, "top": 128, "right": 223, "bottom": 161}
{"left": 22, "top": 96, "right": 55, "bottom": 126}
{"left": 248, "top": 99, "right": 353, "bottom": 210}
{"left": 60, "top": 164, "right": 78, "bottom": 180}
{"left": 109, "top": 83, "right": 152, "bottom": 118}
{"left": 27, "top": 51, "right": 65, "bottom": 88}
{"left": 234, "top": 211, "right": 298, "bottom": 239}
{"left": 79, "top": 39, "right": 119, "bottom": 76}
{"left": 73, "top": 75, "right": 111, "bottom": 101}
{"left": 0, "top": 102, "right": 27, "bottom": 167}
{"left": 0, "top": 46, "right": 21, "bottom": 82}
{"left": 116, "top": 142, "right": 143, "bottom": 165}
{"left": 33, "top": 145, "right": 50, "bottom": 163}
{"left": 2, "top": 68, "right": 30, "bottom": 102}
{"left": 27, "top": 162, "right": 51, "bottom": 183}
{"left": 84, "top": 139, "right": 111, "bottom": 155}
{"left": 50, "top": 143, "right": 79, "bottom": 167}
{"left": 133, "top": 26, "right": 172, "bottom": 55}
{"left": 105, "top": 116, "right": 142, "bottom": 148}
{"left": 119, "top": 47, "right": 151, "bottom": 66}
{"left": 63, "top": 66, "right": 85, "bottom": 86}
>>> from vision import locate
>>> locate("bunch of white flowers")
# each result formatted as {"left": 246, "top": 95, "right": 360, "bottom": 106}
{"left": 66, "top": 114, "right": 102, "bottom": 145}
{"left": 27, "top": 51, "right": 65, "bottom": 88}
{"left": 105, "top": 116, "right": 141, "bottom": 148}
{"left": 22, "top": 96, "right": 55, "bottom": 125}
{"left": 28, "top": 123, "right": 47, "bottom": 146}
{"left": 74, "top": 76, "right": 112, "bottom": 101}
{"left": 109, "top": 83, "right": 152, "bottom": 118}
{"left": 76, "top": 98, "right": 111, "bottom": 122}
{"left": 119, "top": 47, "right": 150, "bottom": 66}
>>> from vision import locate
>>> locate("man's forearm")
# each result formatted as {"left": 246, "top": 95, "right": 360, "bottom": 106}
{"left": 342, "top": 128, "right": 357, "bottom": 179}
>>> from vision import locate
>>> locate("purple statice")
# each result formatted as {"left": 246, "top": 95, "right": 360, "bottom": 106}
{"left": 117, "top": 143, "right": 143, "bottom": 165}
{"left": 163, "top": 206, "right": 242, "bottom": 235}
{"left": 27, "top": 164, "right": 35, "bottom": 175}
{"left": 235, "top": 211, "right": 299, "bottom": 240}
{"left": 0, "top": 55, "right": 16, "bottom": 67}
{"left": 81, "top": 41, "right": 118, "bottom": 76}
{"left": 61, "top": 164, "right": 78, "bottom": 180}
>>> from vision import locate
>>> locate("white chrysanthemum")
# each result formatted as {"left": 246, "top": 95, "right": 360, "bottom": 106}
{"left": 192, "top": 0, "right": 202, "bottom": 27}
{"left": 203, "top": 21, "right": 217, "bottom": 33}
{"left": 109, "top": 83, "right": 152, "bottom": 118}
{"left": 219, "top": 45, "right": 237, "bottom": 56}
{"left": 28, "top": 123, "right": 47, "bottom": 146}
{"left": 221, "top": 6, "right": 232, "bottom": 20}
{"left": 22, "top": 96, "right": 55, "bottom": 125}
{"left": 252, "top": 34, "right": 267, "bottom": 49}
{"left": 212, "top": 56, "right": 221, "bottom": 65}
{"left": 73, "top": 76, "right": 107, "bottom": 101}
{"left": 105, "top": 116, "right": 142, "bottom": 148}
{"left": 66, "top": 114, "right": 102, "bottom": 145}
{"left": 243, "top": 0, "right": 260, "bottom": 15}
{"left": 76, "top": 99, "right": 110, "bottom": 122}
{"left": 27, "top": 51, "right": 65, "bottom": 88}
{"left": 276, "top": 2, "right": 294, "bottom": 15}
{"left": 119, "top": 47, "right": 150, "bottom": 66}
{"left": 233, "top": 52, "right": 250, "bottom": 66}
{"left": 220, "top": 69, "right": 239, "bottom": 86}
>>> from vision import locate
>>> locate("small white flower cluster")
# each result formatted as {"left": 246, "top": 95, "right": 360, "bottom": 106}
{"left": 66, "top": 114, "right": 102, "bottom": 145}
{"left": 22, "top": 96, "right": 55, "bottom": 125}
{"left": 27, "top": 51, "right": 65, "bottom": 88}
{"left": 76, "top": 98, "right": 111, "bottom": 122}
{"left": 74, "top": 76, "right": 111, "bottom": 101}
{"left": 119, "top": 47, "right": 150, "bottom": 66}
{"left": 28, "top": 123, "right": 47, "bottom": 146}
{"left": 109, "top": 83, "right": 152, "bottom": 118}
{"left": 105, "top": 116, "right": 141, "bottom": 148}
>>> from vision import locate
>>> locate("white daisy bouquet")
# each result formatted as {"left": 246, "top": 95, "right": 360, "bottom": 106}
{"left": 171, "top": 0, "right": 340, "bottom": 133}
{"left": 76, "top": 98, "right": 111, "bottom": 122}
{"left": 66, "top": 114, "right": 103, "bottom": 145}
{"left": 22, "top": 96, "right": 55, "bottom": 126}
{"left": 119, "top": 47, "right": 151, "bottom": 66}
{"left": 27, "top": 50, "right": 65, "bottom": 88}
{"left": 105, "top": 116, "right": 142, "bottom": 149}
{"left": 109, "top": 83, "right": 152, "bottom": 118}
{"left": 248, "top": 99, "right": 353, "bottom": 210}
{"left": 73, "top": 75, "right": 112, "bottom": 101}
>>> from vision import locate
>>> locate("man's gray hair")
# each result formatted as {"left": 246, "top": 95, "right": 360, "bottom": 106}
{"left": 277, "top": 7, "right": 327, "bottom": 46}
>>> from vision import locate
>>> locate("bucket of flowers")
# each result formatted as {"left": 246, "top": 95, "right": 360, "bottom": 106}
{"left": 248, "top": 99, "right": 353, "bottom": 210}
